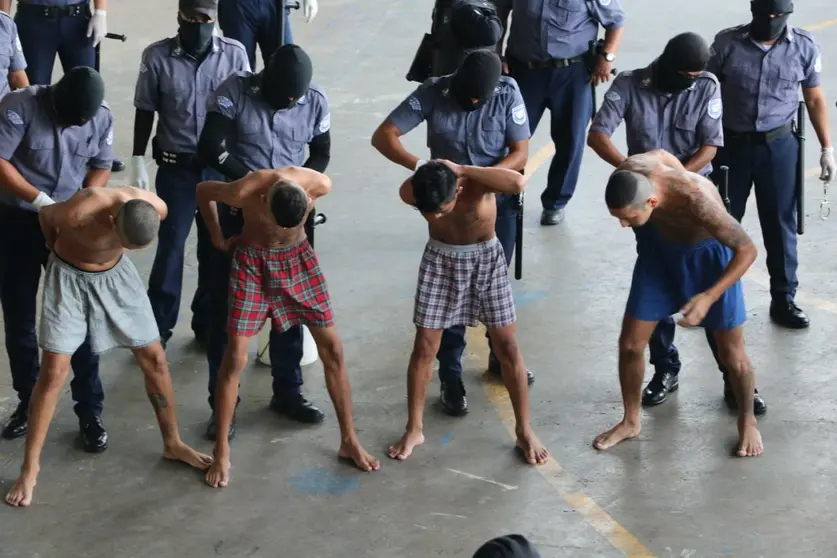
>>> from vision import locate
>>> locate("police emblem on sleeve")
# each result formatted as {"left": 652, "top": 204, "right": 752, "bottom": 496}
{"left": 598, "top": 0, "right": 611, "bottom": 5}
{"left": 815, "top": 55, "right": 822, "bottom": 73}
{"left": 318, "top": 113, "right": 331, "bottom": 134}
{"left": 605, "top": 90, "right": 621, "bottom": 103}
{"left": 106, "top": 128, "right": 114, "bottom": 146}
{"left": 707, "top": 98, "right": 722, "bottom": 120}
{"left": 14, "top": 36, "right": 22, "bottom": 52}
{"left": 5, "top": 110, "right": 22, "bottom": 126}
{"left": 217, "top": 96, "right": 234, "bottom": 111}
{"left": 409, "top": 97, "right": 421, "bottom": 112}
{"left": 511, "top": 103, "right": 526, "bottom": 125}
{"left": 139, "top": 62, "right": 147, "bottom": 74}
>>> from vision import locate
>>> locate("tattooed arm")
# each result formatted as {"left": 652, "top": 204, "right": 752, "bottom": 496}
{"left": 688, "top": 188, "right": 757, "bottom": 302}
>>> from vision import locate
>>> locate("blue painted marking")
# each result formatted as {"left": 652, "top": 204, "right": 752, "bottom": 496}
{"left": 511, "top": 290, "right": 548, "bottom": 309}
{"left": 288, "top": 467, "right": 359, "bottom": 495}
{"left": 440, "top": 433, "right": 451, "bottom": 446}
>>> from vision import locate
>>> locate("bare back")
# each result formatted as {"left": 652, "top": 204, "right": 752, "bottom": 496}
{"left": 240, "top": 200, "right": 311, "bottom": 248}
{"left": 53, "top": 194, "right": 125, "bottom": 272}
{"left": 425, "top": 179, "right": 497, "bottom": 245}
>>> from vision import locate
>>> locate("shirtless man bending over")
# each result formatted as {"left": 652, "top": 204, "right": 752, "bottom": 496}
{"left": 389, "top": 160, "right": 549, "bottom": 465}
{"left": 594, "top": 149, "right": 763, "bottom": 457}
{"left": 5, "top": 187, "right": 212, "bottom": 508}
{"left": 197, "top": 168, "right": 379, "bottom": 488}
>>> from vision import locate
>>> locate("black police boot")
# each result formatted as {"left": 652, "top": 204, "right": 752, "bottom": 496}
{"left": 487, "top": 353, "right": 535, "bottom": 385}
{"left": 769, "top": 299, "right": 810, "bottom": 329}
{"left": 440, "top": 378, "right": 468, "bottom": 417}
{"left": 79, "top": 416, "right": 108, "bottom": 453}
{"left": 723, "top": 380, "right": 767, "bottom": 416}
{"left": 1, "top": 403, "right": 28, "bottom": 440}
{"left": 204, "top": 410, "right": 237, "bottom": 441}
{"left": 540, "top": 208, "right": 566, "bottom": 226}
{"left": 111, "top": 159, "right": 125, "bottom": 172}
{"left": 270, "top": 393, "right": 324, "bottom": 424}
{"left": 641, "top": 369, "right": 679, "bottom": 406}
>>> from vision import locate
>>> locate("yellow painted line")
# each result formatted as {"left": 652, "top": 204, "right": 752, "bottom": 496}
{"left": 524, "top": 141, "right": 556, "bottom": 175}
{"left": 803, "top": 18, "right": 837, "bottom": 31}
{"left": 466, "top": 329, "right": 655, "bottom": 557}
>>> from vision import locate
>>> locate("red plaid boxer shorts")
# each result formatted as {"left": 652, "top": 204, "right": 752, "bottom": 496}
{"left": 227, "top": 239, "right": 334, "bottom": 337}
{"left": 413, "top": 236, "right": 516, "bottom": 330}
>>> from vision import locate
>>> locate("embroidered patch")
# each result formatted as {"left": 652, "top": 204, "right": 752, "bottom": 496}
{"left": 408, "top": 96, "right": 421, "bottom": 112}
{"left": 814, "top": 54, "right": 822, "bottom": 73}
{"left": 106, "top": 127, "right": 113, "bottom": 146}
{"left": 5, "top": 110, "right": 22, "bottom": 126}
{"left": 139, "top": 62, "right": 147, "bottom": 73}
{"left": 707, "top": 98, "right": 722, "bottom": 120}
{"left": 14, "top": 36, "right": 22, "bottom": 51}
{"left": 605, "top": 90, "right": 621, "bottom": 102}
{"left": 511, "top": 103, "right": 526, "bottom": 125}
{"left": 318, "top": 113, "right": 331, "bottom": 134}
{"left": 216, "top": 96, "right": 233, "bottom": 111}
{"left": 598, "top": 0, "right": 612, "bottom": 5}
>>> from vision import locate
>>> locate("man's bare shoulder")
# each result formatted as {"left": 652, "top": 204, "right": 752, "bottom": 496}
{"left": 675, "top": 174, "right": 752, "bottom": 248}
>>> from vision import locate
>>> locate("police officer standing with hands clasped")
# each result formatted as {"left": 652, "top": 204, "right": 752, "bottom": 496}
{"left": 708, "top": 0, "right": 835, "bottom": 329}
{"left": 197, "top": 43, "right": 331, "bottom": 439}
{"left": 132, "top": 0, "right": 250, "bottom": 349}
{"left": 503, "top": 0, "right": 625, "bottom": 226}
{"left": 0, "top": 66, "right": 112, "bottom": 451}
{"left": 371, "top": 48, "right": 534, "bottom": 417}
{"left": 588, "top": 32, "right": 767, "bottom": 414}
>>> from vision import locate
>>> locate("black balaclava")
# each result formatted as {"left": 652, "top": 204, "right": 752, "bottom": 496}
{"left": 750, "top": 0, "right": 793, "bottom": 42}
{"left": 178, "top": 0, "right": 217, "bottom": 57}
{"left": 261, "top": 44, "right": 313, "bottom": 111}
{"left": 449, "top": 49, "right": 502, "bottom": 112}
{"left": 473, "top": 535, "right": 541, "bottom": 558}
{"left": 51, "top": 67, "right": 105, "bottom": 127}
{"left": 653, "top": 32, "right": 710, "bottom": 94}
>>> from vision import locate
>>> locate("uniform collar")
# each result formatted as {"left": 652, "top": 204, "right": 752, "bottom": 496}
{"left": 171, "top": 35, "right": 220, "bottom": 58}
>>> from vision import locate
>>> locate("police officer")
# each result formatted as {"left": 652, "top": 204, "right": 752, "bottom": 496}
{"left": 0, "top": 66, "right": 112, "bottom": 451}
{"left": 588, "top": 32, "right": 767, "bottom": 415}
{"left": 371, "top": 49, "right": 534, "bottom": 417}
{"left": 218, "top": 0, "right": 318, "bottom": 71}
{"left": 132, "top": 0, "right": 250, "bottom": 349}
{"left": 6, "top": 0, "right": 125, "bottom": 173}
{"left": 708, "top": 0, "right": 835, "bottom": 329}
{"left": 503, "top": 0, "right": 625, "bottom": 226}
{"left": 0, "top": 8, "right": 29, "bottom": 96}
{"left": 197, "top": 43, "right": 331, "bottom": 439}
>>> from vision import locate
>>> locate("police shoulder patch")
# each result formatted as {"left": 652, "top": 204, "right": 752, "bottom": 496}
{"left": 598, "top": 0, "right": 612, "bottom": 5}
{"left": 139, "top": 62, "right": 148, "bottom": 74}
{"left": 707, "top": 98, "right": 722, "bottom": 120}
{"left": 511, "top": 103, "right": 526, "bottom": 125}
{"left": 408, "top": 96, "right": 422, "bottom": 112}
{"left": 814, "top": 54, "right": 822, "bottom": 73}
{"left": 5, "top": 110, "right": 22, "bottom": 126}
{"left": 14, "top": 36, "right": 22, "bottom": 52}
{"left": 216, "top": 96, "right": 234, "bottom": 111}
{"left": 318, "top": 113, "right": 331, "bottom": 134}
{"left": 105, "top": 127, "right": 114, "bottom": 146}
{"left": 605, "top": 90, "right": 621, "bottom": 103}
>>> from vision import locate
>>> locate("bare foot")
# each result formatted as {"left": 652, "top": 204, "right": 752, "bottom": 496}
{"left": 736, "top": 421, "right": 763, "bottom": 457}
{"left": 515, "top": 431, "right": 549, "bottom": 465}
{"left": 593, "top": 421, "right": 641, "bottom": 451}
{"left": 387, "top": 429, "right": 425, "bottom": 461}
{"left": 205, "top": 457, "right": 230, "bottom": 488}
{"left": 339, "top": 441, "right": 381, "bottom": 472}
{"left": 5, "top": 472, "right": 37, "bottom": 508}
{"left": 164, "top": 443, "right": 213, "bottom": 471}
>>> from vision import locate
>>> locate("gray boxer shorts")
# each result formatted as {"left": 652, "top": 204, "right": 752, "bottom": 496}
{"left": 39, "top": 252, "right": 160, "bottom": 355}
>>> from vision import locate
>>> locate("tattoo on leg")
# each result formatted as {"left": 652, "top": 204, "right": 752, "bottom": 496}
{"left": 147, "top": 392, "right": 169, "bottom": 413}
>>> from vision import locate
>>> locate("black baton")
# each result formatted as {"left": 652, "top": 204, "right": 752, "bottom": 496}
{"left": 719, "top": 165, "right": 731, "bottom": 213}
{"left": 794, "top": 101, "right": 806, "bottom": 235}
{"left": 93, "top": 33, "right": 127, "bottom": 72}
{"left": 514, "top": 192, "right": 524, "bottom": 280}
{"left": 278, "top": 1, "right": 300, "bottom": 46}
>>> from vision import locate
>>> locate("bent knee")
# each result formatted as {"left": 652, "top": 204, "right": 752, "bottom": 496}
{"left": 489, "top": 331, "right": 519, "bottom": 363}
{"left": 412, "top": 330, "right": 441, "bottom": 361}
{"left": 318, "top": 337, "right": 343, "bottom": 366}
{"left": 618, "top": 336, "right": 647, "bottom": 360}
{"left": 718, "top": 346, "right": 752, "bottom": 376}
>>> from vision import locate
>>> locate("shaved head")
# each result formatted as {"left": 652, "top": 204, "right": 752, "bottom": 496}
{"left": 605, "top": 171, "right": 655, "bottom": 210}
{"left": 115, "top": 199, "right": 160, "bottom": 248}
{"left": 267, "top": 178, "right": 308, "bottom": 228}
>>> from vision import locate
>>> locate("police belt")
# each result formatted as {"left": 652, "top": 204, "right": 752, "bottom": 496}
{"left": 17, "top": 1, "right": 88, "bottom": 18}
{"left": 156, "top": 150, "right": 202, "bottom": 169}
{"left": 723, "top": 122, "right": 793, "bottom": 144}
{"left": 508, "top": 54, "right": 585, "bottom": 70}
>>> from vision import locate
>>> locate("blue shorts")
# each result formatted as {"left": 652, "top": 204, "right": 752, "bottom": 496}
{"left": 625, "top": 234, "right": 746, "bottom": 331}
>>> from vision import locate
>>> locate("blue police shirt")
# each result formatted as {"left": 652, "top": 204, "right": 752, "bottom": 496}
{"left": 206, "top": 71, "right": 330, "bottom": 170}
{"left": 0, "top": 86, "right": 114, "bottom": 211}
{"left": 0, "top": 13, "right": 26, "bottom": 100}
{"left": 591, "top": 66, "right": 724, "bottom": 176}
{"left": 387, "top": 75, "right": 530, "bottom": 166}
{"left": 708, "top": 25, "right": 822, "bottom": 133}
{"left": 134, "top": 36, "right": 250, "bottom": 154}
{"left": 506, "top": 0, "right": 626, "bottom": 62}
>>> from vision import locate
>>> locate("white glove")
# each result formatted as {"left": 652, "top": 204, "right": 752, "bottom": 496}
{"left": 131, "top": 156, "right": 150, "bottom": 190}
{"left": 302, "top": 0, "right": 318, "bottom": 23}
{"left": 87, "top": 9, "right": 107, "bottom": 48}
{"left": 820, "top": 147, "right": 836, "bottom": 184}
{"left": 31, "top": 191, "right": 55, "bottom": 211}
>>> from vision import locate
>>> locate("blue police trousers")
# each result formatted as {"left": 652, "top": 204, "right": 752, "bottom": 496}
{"left": 15, "top": 8, "right": 95, "bottom": 85}
{"left": 437, "top": 193, "right": 517, "bottom": 382}
{"left": 508, "top": 60, "right": 592, "bottom": 211}
{"left": 147, "top": 164, "right": 216, "bottom": 344}
{"left": 0, "top": 206, "right": 103, "bottom": 419}
{"left": 218, "top": 0, "right": 293, "bottom": 71}
{"left": 712, "top": 132, "right": 799, "bottom": 302}
{"left": 205, "top": 206, "right": 303, "bottom": 410}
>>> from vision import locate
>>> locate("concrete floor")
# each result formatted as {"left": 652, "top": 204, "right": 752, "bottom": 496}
{"left": 1, "top": 0, "right": 837, "bottom": 556}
